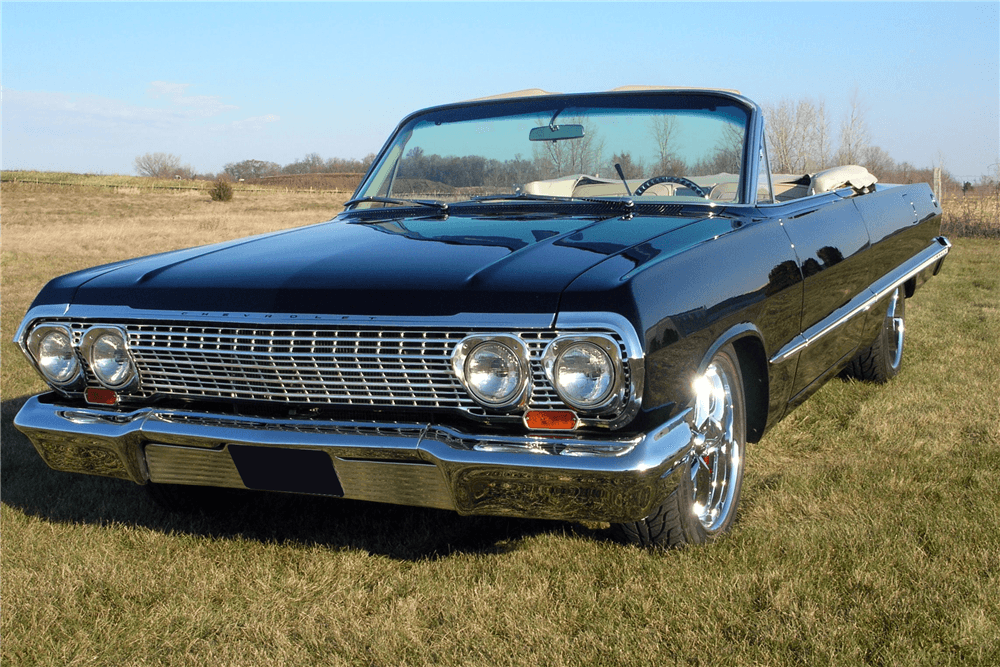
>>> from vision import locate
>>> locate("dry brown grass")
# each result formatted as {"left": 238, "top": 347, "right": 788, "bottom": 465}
{"left": 0, "top": 170, "right": 362, "bottom": 195}
{"left": 1, "top": 180, "right": 348, "bottom": 255}
{"left": 941, "top": 186, "right": 1000, "bottom": 238}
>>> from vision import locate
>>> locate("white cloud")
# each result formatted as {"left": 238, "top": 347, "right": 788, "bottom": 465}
{"left": 229, "top": 114, "right": 281, "bottom": 131}
{"left": 5, "top": 84, "right": 243, "bottom": 132}
{"left": 5, "top": 88, "right": 182, "bottom": 132}
{"left": 147, "top": 81, "right": 191, "bottom": 98}
{"left": 146, "top": 80, "right": 238, "bottom": 117}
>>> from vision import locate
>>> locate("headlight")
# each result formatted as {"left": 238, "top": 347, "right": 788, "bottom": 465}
{"left": 465, "top": 342, "right": 524, "bottom": 406}
{"left": 81, "top": 328, "right": 136, "bottom": 389}
{"left": 27, "top": 326, "right": 80, "bottom": 386}
{"left": 552, "top": 342, "right": 614, "bottom": 408}
{"left": 453, "top": 335, "right": 529, "bottom": 409}
{"left": 543, "top": 335, "right": 622, "bottom": 412}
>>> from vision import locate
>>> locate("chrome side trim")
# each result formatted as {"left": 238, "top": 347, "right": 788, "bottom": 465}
{"left": 770, "top": 237, "right": 951, "bottom": 363}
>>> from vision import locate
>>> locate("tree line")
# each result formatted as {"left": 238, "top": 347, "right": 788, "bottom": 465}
{"left": 221, "top": 152, "right": 378, "bottom": 181}
{"left": 133, "top": 152, "right": 376, "bottom": 181}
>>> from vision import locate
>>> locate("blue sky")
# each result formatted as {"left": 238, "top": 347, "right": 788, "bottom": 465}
{"left": 3, "top": 2, "right": 998, "bottom": 181}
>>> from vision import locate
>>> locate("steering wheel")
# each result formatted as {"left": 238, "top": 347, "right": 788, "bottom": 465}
{"left": 633, "top": 175, "right": 708, "bottom": 198}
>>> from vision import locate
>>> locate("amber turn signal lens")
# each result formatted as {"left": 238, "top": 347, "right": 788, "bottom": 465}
{"left": 85, "top": 387, "right": 118, "bottom": 405}
{"left": 524, "top": 410, "right": 578, "bottom": 430}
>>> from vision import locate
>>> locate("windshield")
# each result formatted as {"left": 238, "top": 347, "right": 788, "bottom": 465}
{"left": 354, "top": 92, "right": 751, "bottom": 207}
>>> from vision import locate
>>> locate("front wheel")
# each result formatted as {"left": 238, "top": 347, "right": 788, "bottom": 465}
{"left": 613, "top": 345, "right": 746, "bottom": 548}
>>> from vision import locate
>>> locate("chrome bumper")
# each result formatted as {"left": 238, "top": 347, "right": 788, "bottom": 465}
{"left": 14, "top": 395, "right": 694, "bottom": 523}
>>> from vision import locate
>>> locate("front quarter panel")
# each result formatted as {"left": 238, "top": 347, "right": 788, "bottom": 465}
{"left": 560, "top": 212, "right": 802, "bottom": 428}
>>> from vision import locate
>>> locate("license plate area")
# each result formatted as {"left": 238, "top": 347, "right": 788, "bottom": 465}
{"left": 228, "top": 445, "right": 344, "bottom": 496}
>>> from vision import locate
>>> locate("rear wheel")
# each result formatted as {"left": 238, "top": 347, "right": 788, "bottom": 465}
{"left": 843, "top": 287, "right": 906, "bottom": 383}
{"left": 614, "top": 345, "right": 746, "bottom": 548}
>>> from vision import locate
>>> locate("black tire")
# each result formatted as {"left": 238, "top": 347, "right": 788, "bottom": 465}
{"left": 613, "top": 344, "right": 746, "bottom": 548}
{"left": 843, "top": 287, "right": 906, "bottom": 383}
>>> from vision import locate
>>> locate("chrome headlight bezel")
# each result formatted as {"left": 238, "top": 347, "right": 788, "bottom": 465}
{"left": 452, "top": 334, "right": 530, "bottom": 410}
{"left": 79, "top": 326, "right": 138, "bottom": 390}
{"left": 542, "top": 335, "right": 624, "bottom": 413}
{"left": 25, "top": 324, "right": 83, "bottom": 388}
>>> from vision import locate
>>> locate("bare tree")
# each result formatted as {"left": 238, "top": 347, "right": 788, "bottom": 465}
{"left": 765, "top": 99, "right": 795, "bottom": 173}
{"left": 650, "top": 116, "right": 686, "bottom": 174}
{"left": 813, "top": 98, "right": 831, "bottom": 171}
{"left": 134, "top": 152, "right": 186, "bottom": 178}
{"left": 764, "top": 97, "right": 830, "bottom": 174}
{"left": 691, "top": 123, "right": 744, "bottom": 176}
{"left": 835, "top": 87, "right": 870, "bottom": 166}
{"left": 862, "top": 145, "right": 895, "bottom": 180}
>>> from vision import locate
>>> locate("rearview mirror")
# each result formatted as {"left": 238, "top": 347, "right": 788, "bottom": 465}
{"left": 529, "top": 124, "right": 585, "bottom": 142}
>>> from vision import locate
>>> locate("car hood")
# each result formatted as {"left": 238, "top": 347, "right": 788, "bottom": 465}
{"left": 42, "top": 211, "right": 708, "bottom": 318}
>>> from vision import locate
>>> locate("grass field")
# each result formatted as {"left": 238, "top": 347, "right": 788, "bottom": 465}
{"left": 0, "top": 170, "right": 364, "bottom": 195}
{"left": 2, "top": 178, "right": 998, "bottom": 666}
{"left": 941, "top": 189, "right": 1000, "bottom": 239}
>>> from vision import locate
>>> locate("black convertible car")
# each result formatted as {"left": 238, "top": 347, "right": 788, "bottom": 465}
{"left": 14, "top": 88, "right": 949, "bottom": 547}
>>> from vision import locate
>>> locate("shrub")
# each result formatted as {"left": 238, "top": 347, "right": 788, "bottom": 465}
{"left": 209, "top": 177, "right": 234, "bottom": 202}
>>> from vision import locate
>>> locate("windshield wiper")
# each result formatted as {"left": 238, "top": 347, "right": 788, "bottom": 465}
{"left": 344, "top": 196, "right": 449, "bottom": 212}
{"left": 465, "top": 192, "right": 635, "bottom": 211}
{"left": 467, "top": 193, "right": 567, "bottom": 203}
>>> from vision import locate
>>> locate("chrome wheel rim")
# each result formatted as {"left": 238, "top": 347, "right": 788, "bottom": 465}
{"left": 886, "top": 288, "right": 905, "bottom": 371}
{"left": 690, "top": 361, "right": 742, "bottom": 533}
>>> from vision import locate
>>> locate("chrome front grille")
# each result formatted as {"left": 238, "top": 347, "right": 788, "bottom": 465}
{"left": 128, "top": 325, "right": 472, "bottom": 408}
{"left": 60, "top": 323, "right": 604, "bottom": 412}
{"left": 60, "top": 321, "right": 631, "bottom": 421}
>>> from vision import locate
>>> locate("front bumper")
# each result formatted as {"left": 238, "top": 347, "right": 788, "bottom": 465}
{"left": 14, "top": 394, "right": 694, "bottom": 523}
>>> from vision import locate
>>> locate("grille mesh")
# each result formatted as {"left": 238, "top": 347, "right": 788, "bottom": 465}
{"left": 65, "top": 322, "right": 626, "bottom": 416}
{"left": 129, "top": 325, "right": 472, "bottom": 408}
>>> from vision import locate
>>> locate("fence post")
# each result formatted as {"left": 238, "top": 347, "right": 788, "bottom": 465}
{"left": 933, "top": 167, "right": 942, "bottom": 201}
